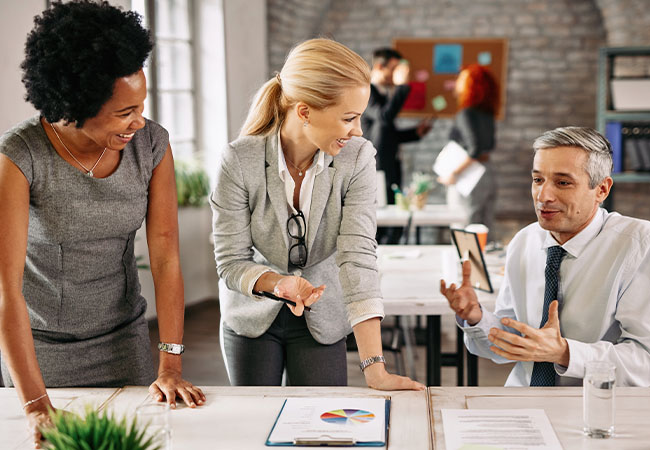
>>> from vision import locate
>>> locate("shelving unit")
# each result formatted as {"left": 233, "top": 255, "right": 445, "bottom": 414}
{"left": 596, "top": 46, "right": 650, "bottom": 210}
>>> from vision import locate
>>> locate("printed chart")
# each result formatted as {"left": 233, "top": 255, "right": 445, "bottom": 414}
{"left": 320, "top": 409, "right": 375, "bottom": 425}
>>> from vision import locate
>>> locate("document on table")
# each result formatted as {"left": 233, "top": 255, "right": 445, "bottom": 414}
{"left": 266, "top": 397, "right": 389, "bottom": 447}
{"left": 441, "top": 409, "right": 563, "bottom": 450}
{"left": 433, "top": 140, "right": 485, "bottom": 197}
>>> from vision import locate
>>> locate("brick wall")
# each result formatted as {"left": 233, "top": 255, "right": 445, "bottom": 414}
{"left": 266, "top": 0, "right": 650, "bottom": 240}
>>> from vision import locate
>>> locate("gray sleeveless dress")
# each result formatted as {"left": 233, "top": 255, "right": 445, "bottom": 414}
{"left": 0, "top": 115, "right": 168, "bottom": 387}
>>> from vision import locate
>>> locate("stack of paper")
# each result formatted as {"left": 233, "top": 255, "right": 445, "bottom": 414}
{"left": 433, "top": 140, "right": 486, "bottom": 197}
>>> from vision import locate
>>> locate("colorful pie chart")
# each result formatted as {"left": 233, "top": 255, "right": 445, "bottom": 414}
{"left": 320, "top": 409, "right": 375, "bottom": 425}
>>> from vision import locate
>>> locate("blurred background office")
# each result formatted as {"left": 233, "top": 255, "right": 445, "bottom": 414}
{"left": 2, "top": 0, "right": 650, "bottom": 386}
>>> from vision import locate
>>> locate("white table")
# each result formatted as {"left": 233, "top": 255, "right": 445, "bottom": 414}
{"left": 376, "top": 204, "right": 469, "bottom": 244}
{"left": 378, "top": 245, "right": 502, "bottom": 386}
{"left": 1, "top": 386, "right": 429, "bottom": 450}
{"left": 429, "top": 387, "right": 650, "bottom": 450}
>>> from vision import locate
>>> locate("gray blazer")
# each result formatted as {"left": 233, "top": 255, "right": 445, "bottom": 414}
{"left": 210, "top": 134, "right": 384, "bottom": 345}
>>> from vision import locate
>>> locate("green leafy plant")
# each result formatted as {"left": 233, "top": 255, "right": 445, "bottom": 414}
{"left": 409, "top": 172, "right": 434, "bottom": 195}
{"left": 174, "top": 159, "right": 210, "bottom": 207}
{"left": 41, "top": 407, "right": 161, "bottom": 450}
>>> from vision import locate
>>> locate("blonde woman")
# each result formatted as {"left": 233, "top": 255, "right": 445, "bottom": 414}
{"left": 210, "top": 39, "right": 423, "bottom": 390}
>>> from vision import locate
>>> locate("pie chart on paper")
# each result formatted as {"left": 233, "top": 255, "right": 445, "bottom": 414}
{"left": 320, "top": 409, "right": 375, "bottom": 425}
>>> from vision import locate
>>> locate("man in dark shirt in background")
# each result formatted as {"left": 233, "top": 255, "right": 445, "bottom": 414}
{"left": 362, "top": 48, "right": 431, "bottom": 244}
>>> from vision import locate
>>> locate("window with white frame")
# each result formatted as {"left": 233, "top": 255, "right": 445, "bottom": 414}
{"left": 132, "top": 0, "right": 197, "bottom": 160}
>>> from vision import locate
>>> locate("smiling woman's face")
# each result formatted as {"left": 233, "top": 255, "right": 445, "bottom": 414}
{"left": 79, "top": 69, "right": 147, "bottom": 152}
{"left": 302, "top": 85, "right": 371, "bottom": 157}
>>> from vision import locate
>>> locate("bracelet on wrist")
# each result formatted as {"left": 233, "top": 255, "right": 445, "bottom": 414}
{"left": 158, "top": 342, "right": 185, "bottom": 355}
{"left": 23, "top": 393, "right": 48, "bottom": 410}
{"left": 359, "top": 355, "right": 386, "bottom": 372}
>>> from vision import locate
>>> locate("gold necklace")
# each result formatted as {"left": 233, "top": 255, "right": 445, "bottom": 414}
{"left": 285, "top": 154, "right": 311, "bottom": 177}
{"left": 49, "top": 122, "right": 107, "bottom": 177}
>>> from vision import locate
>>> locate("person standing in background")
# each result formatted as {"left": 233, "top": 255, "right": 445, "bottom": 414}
{"left": 438, "top": 64, "right": 499, "bottom": 238}
{"left": 362, "top": 48, "right": 431, "bottom": 244}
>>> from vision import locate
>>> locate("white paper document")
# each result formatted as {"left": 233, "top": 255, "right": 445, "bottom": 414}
{"left": 441, "top": 409, "right": 563, "bottom": 450}
{"left": 433, "top": 140, "right": 486, "bottom": 197}
{"left": 266, "top": 397, "right": 388, "bottom": 446}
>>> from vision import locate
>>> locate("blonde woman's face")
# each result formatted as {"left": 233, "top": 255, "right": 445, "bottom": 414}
{"left": 305, "top": 85, "right": 370, "bottom": 157}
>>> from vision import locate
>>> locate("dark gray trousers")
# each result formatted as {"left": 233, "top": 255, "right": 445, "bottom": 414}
{"left": 221, "top": 306, "right": 348, "bottom": 386}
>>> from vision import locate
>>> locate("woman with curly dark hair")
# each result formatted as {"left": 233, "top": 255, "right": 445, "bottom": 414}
{"left": 0, "top": 1, "right": 204, "bottom": 446}
{"left": 438, "top": 64, "right": 500, "bottom": 239}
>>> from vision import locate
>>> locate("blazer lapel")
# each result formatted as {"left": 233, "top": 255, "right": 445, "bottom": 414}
{"left": 307, "top": 153, "right": 335, "bottom": 252}
{"left": 265, "top": 136, "right": 290, "bottom": 248}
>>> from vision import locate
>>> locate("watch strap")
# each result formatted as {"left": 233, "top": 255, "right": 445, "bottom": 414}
{"left": 158, "top": 342, "right": 185, "bottom": 355}
{"left": 359, "top": 355, "right": 386, "bottom": 372}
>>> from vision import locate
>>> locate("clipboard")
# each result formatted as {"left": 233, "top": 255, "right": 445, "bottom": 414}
{"left": 450, "top": 228, "right": 493, "bottom": 293}
{"left": 265, "top": 397, "right": 390, "bottom": 447}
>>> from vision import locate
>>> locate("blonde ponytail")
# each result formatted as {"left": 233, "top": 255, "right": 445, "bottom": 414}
{"left": 239, "top": 76, "right": 287, "bottom": 137}
{"left": 239, "top": 38, "right": 370, "bottom": 137}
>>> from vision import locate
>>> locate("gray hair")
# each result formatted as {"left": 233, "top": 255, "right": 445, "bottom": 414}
{"left": 533, "top": 127, "right": 613, "bottom": 189}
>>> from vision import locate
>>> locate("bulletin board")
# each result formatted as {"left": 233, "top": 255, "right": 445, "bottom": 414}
{"left": 393, "top": 38, "right": 508, "bottom": 120}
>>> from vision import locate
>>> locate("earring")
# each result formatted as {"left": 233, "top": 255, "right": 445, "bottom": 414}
{"left": 303, "top": 121, "right": 309, "bottom": 127}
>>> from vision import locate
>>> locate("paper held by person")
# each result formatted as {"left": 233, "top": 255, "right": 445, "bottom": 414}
{"left": 433, "top": 140, "right": 485, "bottom": 197}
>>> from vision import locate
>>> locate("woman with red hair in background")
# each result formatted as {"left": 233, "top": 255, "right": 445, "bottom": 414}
{"left": 438, "top": 64, "right": 499, "bottom": 239}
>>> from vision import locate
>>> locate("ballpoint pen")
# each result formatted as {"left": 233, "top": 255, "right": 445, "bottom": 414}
{"left": 253, "top": 290, "right": 313, "bottom": 312}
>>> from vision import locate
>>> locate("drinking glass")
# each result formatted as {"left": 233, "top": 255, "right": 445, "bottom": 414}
{"left": 136, "top": 402, "right": 172, "bottom": 449}
{"left": 583, "top": 361, "right": 615, "bottom": 438}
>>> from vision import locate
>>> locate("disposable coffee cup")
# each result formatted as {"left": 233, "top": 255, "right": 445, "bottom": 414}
{"left": 465, "top": 223, "right": 489, "bottom": 251}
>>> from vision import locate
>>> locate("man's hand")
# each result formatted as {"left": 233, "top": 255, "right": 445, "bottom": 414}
{"left": 416, "top": 119, "right": 432, "bottom": 137}
{"left": 392, "top": 62, "right": 410, "bottom": 85}
{"left": 487, "top": 300, "right": 570, "bottom": 366}
{"left": 440, "top": 260, "right": 482, "bottom": 325}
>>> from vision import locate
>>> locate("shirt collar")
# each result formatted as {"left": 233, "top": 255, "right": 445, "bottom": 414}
{"left": 542, "top": 207, "right": 606, "bottom": 258}
{"left": 276, "top": 133, "right": 324, "bottom": 181}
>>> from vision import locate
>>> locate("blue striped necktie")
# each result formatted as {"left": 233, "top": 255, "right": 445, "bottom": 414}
{"left": 529, "top": 245, "right": 566, "bottom": 387}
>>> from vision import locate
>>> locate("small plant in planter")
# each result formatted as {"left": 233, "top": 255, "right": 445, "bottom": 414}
{"left": 41, "top": 407, "right": 161, "bottom": 450}
{"left": 174, "top": 159, "right": 210, "bottom": 207}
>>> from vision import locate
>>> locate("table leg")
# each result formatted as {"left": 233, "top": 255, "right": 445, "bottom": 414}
{"left": 427, "top": 315, "right": 441, "bottom": 386}
{"left": 467, "top": 351, "right": 478, "bottom": 386}
{"left": 456, "top": 327, "right": 464, "bottom": 386}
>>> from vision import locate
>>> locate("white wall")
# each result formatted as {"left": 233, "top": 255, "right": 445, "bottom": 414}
{"left": 223, "top": 0, "right": 268, "bottom": 141}
{"left": 0, "top": 1, "right": 44, "bottom": 133}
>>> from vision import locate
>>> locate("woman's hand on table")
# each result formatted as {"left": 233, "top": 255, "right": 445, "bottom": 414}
{"left": 149, "top": 370, "right": 206, "bottom": 409}
{"left": 274, "top": 276, "right": 325, "bottom": 316}
{"left": 25, "top": 404, "right": 54, "bottom": 449}
{"left": 363, "top": 363, "right": 425, "bottom": 391}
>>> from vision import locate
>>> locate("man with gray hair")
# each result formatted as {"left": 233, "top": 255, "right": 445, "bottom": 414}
{"left": 441, "top": 126, "right": 650, "bottom": 387}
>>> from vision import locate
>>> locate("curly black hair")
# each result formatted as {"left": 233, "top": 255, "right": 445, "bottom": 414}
{"left": 21, "top": 0, "right": 153, "bottom": 127}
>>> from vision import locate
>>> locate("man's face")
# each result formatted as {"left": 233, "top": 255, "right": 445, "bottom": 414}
{"left": 374, "top": 58, "right": 400, "bottom": 86}
{"left": 531, "top": 146, "right": 611, "bottom": 244}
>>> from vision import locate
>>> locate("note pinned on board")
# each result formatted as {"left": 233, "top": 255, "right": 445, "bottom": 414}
{"left": 433, "top": 141, "right": 485, "bottom": 197}
{"left": 432, "top": 95, "right": 448, "bottom": 112}
{"left": 478, "top": 51, "right": 492, "bottom": 66}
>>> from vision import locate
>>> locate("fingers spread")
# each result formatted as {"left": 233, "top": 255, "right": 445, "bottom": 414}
{"left": 149, "top": 383, "right": 164, "bottom": 402}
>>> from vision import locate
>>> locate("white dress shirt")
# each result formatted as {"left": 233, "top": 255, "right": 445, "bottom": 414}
{"left": 460, "top": 208, "right": 650, "bottom": 386}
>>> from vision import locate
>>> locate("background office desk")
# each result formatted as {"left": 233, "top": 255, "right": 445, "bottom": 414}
{"left": 429, "top": 387, "right": 650, "bottom": 449}
{"left": 376, "top": 204, "right": 469, "bottom": 244}
{"left": 378, "top": 245, "right": 502, "bottom": 386}
{"left": 1, "top": 387, "right": 429, "bottom": 450}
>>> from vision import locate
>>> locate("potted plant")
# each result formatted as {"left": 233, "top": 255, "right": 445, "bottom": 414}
{"left": 174, "top": 159, "right": 210, "bottom": 207}
{"left": 41, "top": 407, "right": 161, "bottom": 450}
